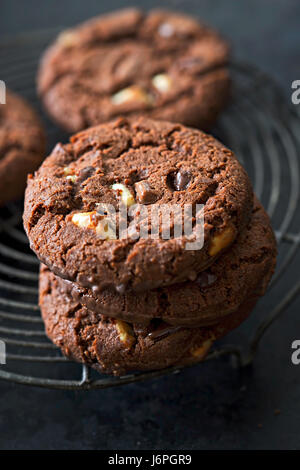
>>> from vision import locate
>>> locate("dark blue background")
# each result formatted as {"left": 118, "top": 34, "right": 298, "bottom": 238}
{"left": 0, "top": 0, "right": 300, "bottom": 450}
{"left": 1, "top": 0, "right": 299, "bottom": 95}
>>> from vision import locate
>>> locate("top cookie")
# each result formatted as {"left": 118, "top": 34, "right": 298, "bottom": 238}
{"left": 37, "top": 8, "right": 230, "bottom": 132}
{"left": 0, "top": 89, "right": 45, "bottom": 206}
{"left": 23, "top": 117, "right": 253, "bottom": 293}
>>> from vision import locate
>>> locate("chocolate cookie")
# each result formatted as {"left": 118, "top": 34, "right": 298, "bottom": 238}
{"left": 39, "top": 265, "right": 258, "bottom": 375}
{"left": 37, "top": 8, "right": 230, "bottom": 132}
{"left": 62, "top": 198, "right": 277, "bottom": 327}
{"left": 24, "top": 117, "right": 253, "bottom": 293}
{"left": 0, "top": 89, "right": 45, "bottom": 205}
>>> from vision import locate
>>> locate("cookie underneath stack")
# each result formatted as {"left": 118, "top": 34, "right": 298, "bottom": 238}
{"left": 24, "top": 117, "right": 276, "bottom": 375}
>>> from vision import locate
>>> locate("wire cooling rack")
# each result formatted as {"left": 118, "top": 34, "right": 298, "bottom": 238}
{"left": 0, "top": 29, "right": 299, "bottom": 389}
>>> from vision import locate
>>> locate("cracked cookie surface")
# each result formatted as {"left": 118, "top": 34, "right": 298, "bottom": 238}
{"left": 39, "top": 264, "right": 259, "bottom": 375}
{"left": 38, "top": 8, "right": 230, "bottom": 132}
{"left": 0, "top": 89, "right": 45, "bottom": 205}
{"left": 61, "top": 198, "right": 277, "bottom": 327}
{"left": 23, "top": 117, "right": 253, "bottom": 292}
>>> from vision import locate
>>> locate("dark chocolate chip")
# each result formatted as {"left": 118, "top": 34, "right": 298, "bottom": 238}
{"left": 167, "top": 170, "right": 192, "bottom": 191}
{"left": 148, "top": 323, "right": 182, "bottom": 341}
{"left": 134, "top": 181, "right": 159, "bottom": 204}
{"left": 77, "top": 166, "right": 95, "bottom": 184}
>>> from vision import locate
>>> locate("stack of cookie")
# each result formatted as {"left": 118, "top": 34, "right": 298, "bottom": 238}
{"left": 20, "top": 9, "right": 276, "bottom": 375}
{"left": 23, "top": 117, "right": 277, "bottom": 375}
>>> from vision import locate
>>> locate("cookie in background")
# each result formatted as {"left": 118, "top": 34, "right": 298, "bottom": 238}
{"left": 37, "top": 8, "right": 230, "bottom": 132}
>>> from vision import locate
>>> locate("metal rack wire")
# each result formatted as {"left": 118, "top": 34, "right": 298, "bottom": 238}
{"left": 0, "top": 29, "right": 299, "bottom": 389}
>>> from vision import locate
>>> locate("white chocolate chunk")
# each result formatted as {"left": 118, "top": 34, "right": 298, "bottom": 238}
{"left": 57, "top": 30, "right": 77, "bottom": 47}
{"left": 72, "top": 212, "right": 93, "bottom": 228}
{"left": 152, "top": 74, "right": 172, "bottom": 93}
{"left": 111, "top": 183, "right": 135, "bottom": 207}
{"left": 66, "top": 175, "right": 77, "bottom": 183}
{"left": 63, "top": 167, "right": 77, "bottom": 182}
{"left": 71, "top": 211, "right": 116, "bottom": 240}
{"left": 115, "top": 320, "right": 135, "bottom": 348}
{"left": 111, "top": 86, "right": 153, "bottom": 105}
{"left": 209, "top": 226, "right": 235, "bottom": 257}
{"left": 63, "top": 167, "right": 72, "bottom": 176}
{"left": 158, "top": 23, "right": 174, "bottom": 38}
{"left": 190, "top": 339, "right": 212, "bottom": 359}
